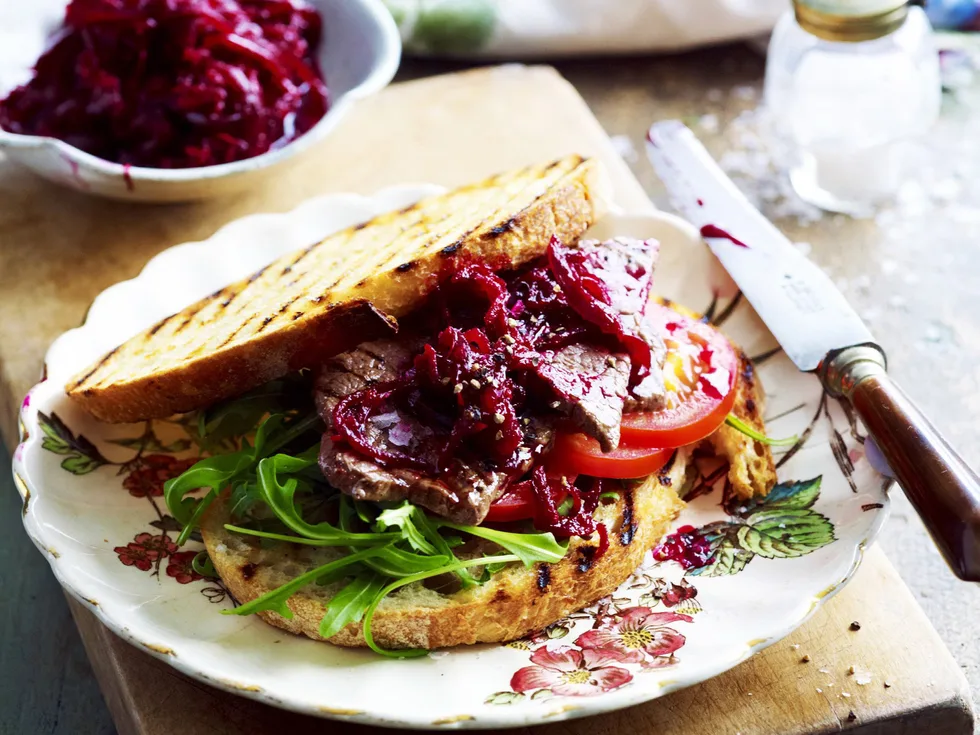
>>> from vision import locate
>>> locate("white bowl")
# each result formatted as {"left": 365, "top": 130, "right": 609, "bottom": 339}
{"left": 0, "top": 0, "right": 400, "bottom": 202}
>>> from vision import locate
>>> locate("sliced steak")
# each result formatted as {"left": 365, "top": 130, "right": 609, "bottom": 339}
{"left": 624, "top": 314, "right": 668, "bottom": 412}
{"left": 577, "top": 237, "right": 659, "bottom": 316}
{"left": 314, "top": 341, "right": 551, "bottom": 525}
{"left": 533, "top": 343, "right": 629, "bottom": 452}
{"left": 578, "top": 236, "right": 668, "bottom": 413}
{"left": 320, "top": 433, "right": 547, "bottom": 526}
{"left": 527, "top": 237, "right": 668, "bottom": 442}
{"left": 313, "top": 339, "right": 417, "bottom": 420}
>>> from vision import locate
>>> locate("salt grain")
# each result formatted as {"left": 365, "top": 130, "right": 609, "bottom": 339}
{"left": 699, "top": 114, "right": 720, "bottom": 133}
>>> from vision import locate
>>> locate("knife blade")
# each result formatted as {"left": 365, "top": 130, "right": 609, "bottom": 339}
{"left": 645, "top": 120, "right": 877, "bottom": 372}
{"left": 645, "top": 120, "right": 980, "bottom": 583}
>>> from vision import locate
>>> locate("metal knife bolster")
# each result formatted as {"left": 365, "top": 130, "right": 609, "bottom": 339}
{"left": 821, "top": 344, "right": 888, "bottom": 396}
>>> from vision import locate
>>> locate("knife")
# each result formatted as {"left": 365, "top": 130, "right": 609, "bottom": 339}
{"left": 647, "top": 120, "right": 980, "bottom": 582}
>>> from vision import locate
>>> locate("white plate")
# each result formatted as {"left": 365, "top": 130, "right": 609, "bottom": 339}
{"left": 13, "top": 185, "right": 889, "bottom": 729}
{"left": 0, "top": 0, "right": 400, "bottom": 202}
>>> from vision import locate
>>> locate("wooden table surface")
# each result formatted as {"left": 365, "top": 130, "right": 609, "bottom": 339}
{"left": 2, "top": 45, "right": 979, "bottom": 735}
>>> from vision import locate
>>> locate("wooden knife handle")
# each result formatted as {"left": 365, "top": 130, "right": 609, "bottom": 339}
{"left": 826, "top": 347, "right": 980, "bottom": 582}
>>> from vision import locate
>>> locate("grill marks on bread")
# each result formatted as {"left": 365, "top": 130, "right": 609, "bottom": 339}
{"left": 66, "top": 156, "right": 599, "bottom": 423}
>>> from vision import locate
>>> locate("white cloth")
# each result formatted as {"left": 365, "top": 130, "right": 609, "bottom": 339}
{"left": 389, "top": 0, "right": 786, "bottom": 57}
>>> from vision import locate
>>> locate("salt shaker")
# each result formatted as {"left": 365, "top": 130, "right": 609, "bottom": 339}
{"left": 764, "top": 1, "right": 941, "bottom": 214}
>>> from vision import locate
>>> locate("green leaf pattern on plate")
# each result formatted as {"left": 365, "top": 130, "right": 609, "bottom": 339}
{"left": 37, "top": 411, "right": 108, "bottom": 475}
{"left": 688, "top": 477, "right": 835, "bottom": 577}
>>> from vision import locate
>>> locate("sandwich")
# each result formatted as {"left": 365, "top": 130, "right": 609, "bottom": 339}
{"left": 65, "top": 155, "right": 776, "bottom": 656}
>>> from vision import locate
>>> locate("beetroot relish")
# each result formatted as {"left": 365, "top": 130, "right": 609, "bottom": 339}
{"left": 520, "top": 468, "right": 609, "bottom": 556}
{"left": 653, "top": 525, "right": 715, "bottom": 570}
{"left": 0, "top": 0, "right": 329, "bottom": 169}
{"left": 331, "top": 238, "right": 656, "bottom": 541}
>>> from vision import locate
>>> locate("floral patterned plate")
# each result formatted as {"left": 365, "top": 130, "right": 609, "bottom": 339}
{"left": 13, "top": 186, "right": 889, "bottom": 729}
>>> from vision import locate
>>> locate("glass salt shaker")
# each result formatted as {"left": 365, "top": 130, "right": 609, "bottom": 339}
{"left": 764, "top": 0, "right": 941, "bottom": 215}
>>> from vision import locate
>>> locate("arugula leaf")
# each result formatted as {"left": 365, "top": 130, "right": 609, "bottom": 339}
{"left": 165, "top": 414, "right": 285, "bottom": 527}
{"left": 413, "top": 507, "right": 478, "bottom": 587}
{"left": 374, "top": 502, "right": 438, "bottom": 555}
{"left": 319, "top": 573, "right": 387, "bottom": 639}
{"left": 316, "top": 565, "right": 364, "bottom": 586}
{"left": 361, "top": 554, "right": 520, "bottom": 658}
{"left": 353, "top": 500, "right": 376, "bottom": 525}
{"left": 254, "top": 451, "right": 394, "bottom": 546}
{"left": 725, "top": 413, "right": 798, "bottom": 447}
{"left": 224, "top": 544, "right": 394, "bottom": 619}
{"left": 228, "top": 480, "right": 262, "bottom": 519}
{"left": 441, "top": 521, "right": 566, "bottom": 566}
{"left": 191, "top": 551, "right": 217, "bottom": 578}
{"left": 196, "top": 381, "right": 293, "bottom": 450}
{"left": 357, "top": 547, "right": 452, "bottom": 576}
{"left": 165, "top": 412, "right": 324, "bottom": 546}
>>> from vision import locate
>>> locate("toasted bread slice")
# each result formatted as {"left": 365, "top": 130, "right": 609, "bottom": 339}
{"left": 706, "top": 354, "right": 777, "bottom": 499}
{"left": 67, "top": 156, "right": 601, "bottom": 424}
{"left": 201, "top": 451, "right": 689, "bottom": 650}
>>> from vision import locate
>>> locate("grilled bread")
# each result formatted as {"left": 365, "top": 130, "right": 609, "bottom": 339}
{"left": 202, "top": 452, "right": 689, "bottom": 650}
{"left": 201, "top": 353, "right": 774, "bottom": 650}
{"left": 66, "top": 156, "right": 602, "bottom": 424}
{"left": 709, "top": 354, "right": 777, "bottom": 499}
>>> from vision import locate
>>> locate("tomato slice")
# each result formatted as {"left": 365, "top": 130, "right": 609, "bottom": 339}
{"left": 619, "top": 302, "right": 738, "bottom": 448}
{"left": 548, "top": 432, "right": 674, "bottom": 479}
{"left": 485, "top": 481, "right": 535, "bottom": 522}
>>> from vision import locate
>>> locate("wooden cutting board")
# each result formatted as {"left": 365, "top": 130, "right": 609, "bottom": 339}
{"left": 0, "top": 65, "right": 974, "bottom": 735}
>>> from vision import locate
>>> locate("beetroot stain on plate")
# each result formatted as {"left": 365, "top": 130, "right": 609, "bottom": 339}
{"left": 122, "top": 164, "right": 134, "bottom": 192}
{"left": 700, "top": 224, "right": 749, "bottom": 249}
{"left": 61, "top": 154, "right": 89, "bottom": 190}
{"left": 653, "top": 525, "right": 715, "bottom": 570}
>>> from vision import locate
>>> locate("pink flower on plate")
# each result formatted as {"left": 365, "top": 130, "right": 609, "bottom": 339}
{"left": 575, "top": 607, "right": 692, "bottom": 666}
{"left": 166, "top": 551, "right": 204, "bottom": 584}
{"left": 511, "top": 647, "right": 632, "bottom": 697}
{"left": 114, "top": 532, "right": 177, "bottom": 572}
{"left": 123, "top": 455, "right": 196, "bottom": 498}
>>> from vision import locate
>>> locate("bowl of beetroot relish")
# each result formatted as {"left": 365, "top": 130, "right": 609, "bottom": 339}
{"left": 0, "top": 0, "right": 399, "bottom": 201}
